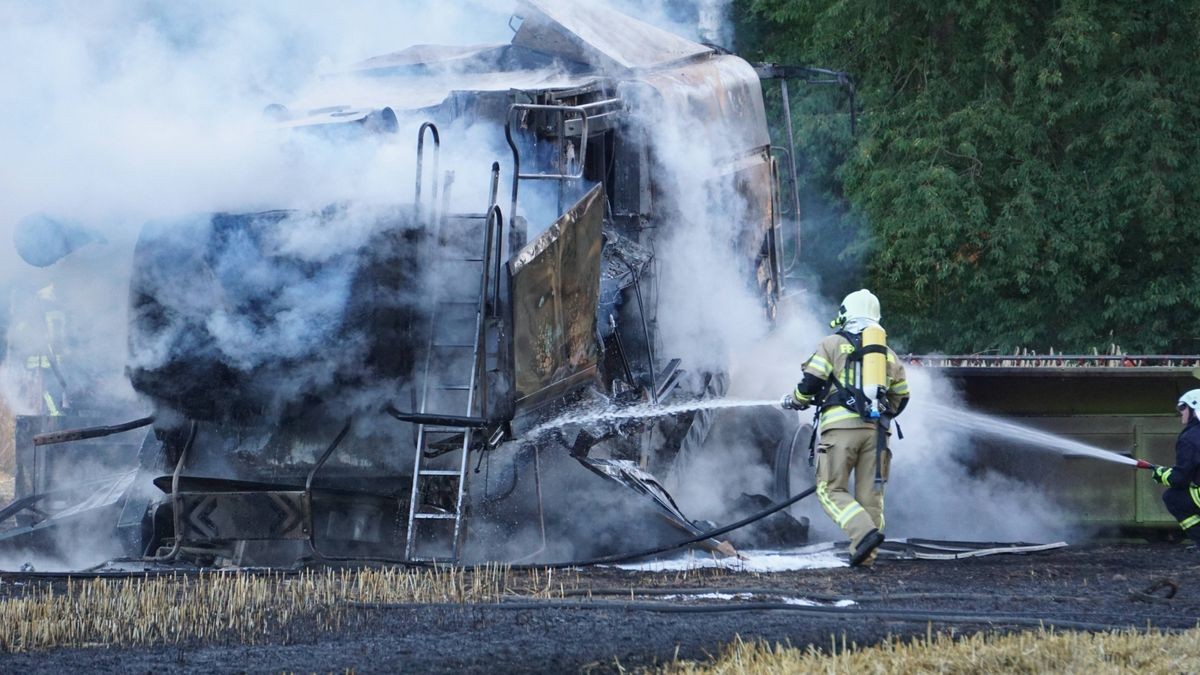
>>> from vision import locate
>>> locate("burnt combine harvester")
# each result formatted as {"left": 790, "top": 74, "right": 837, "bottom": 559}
{"left": 0, "top": 1, "right": 836, "bottom": 569}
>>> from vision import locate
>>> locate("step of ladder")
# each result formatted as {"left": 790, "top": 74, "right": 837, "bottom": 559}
{"left": 413, "top": 513, "right": 457, "bottom": 520}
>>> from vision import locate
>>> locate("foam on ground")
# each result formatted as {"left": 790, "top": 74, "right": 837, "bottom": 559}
{"left": 613, "top": 542, "right": 845, "bottom": 572}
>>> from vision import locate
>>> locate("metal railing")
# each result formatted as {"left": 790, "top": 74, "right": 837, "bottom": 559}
{"left": 504, "top": 102, "right": 594, "bottom": 231}
{"left": 910, "top": 354, "right": 1200, "bottom": 368}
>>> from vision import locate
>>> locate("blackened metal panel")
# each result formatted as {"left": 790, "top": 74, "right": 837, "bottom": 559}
{"left": 622, "top": 56, "right": 772, "bottom": 159}
{"left": 618, "top": 56, "right": 776, "bottom": 248}
{"left": 731, "top": 154, "right": 777, "bottom": 261}
{"left": 509, "top": 184, "right": 604, "bottom": 413}
{"left": 177, "top": 491, "right": 308, "bottom": 541}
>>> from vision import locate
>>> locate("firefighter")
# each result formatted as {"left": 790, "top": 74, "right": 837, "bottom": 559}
{"left": 781, "top": 289, "right": 909, "bottom": 567}
{"left": 6, "top": 213, "right": 108, "bottom": 418}
{"left": 10, "top": 284, "right": 70, "bottom": 416}
{"left": 1150, "top": 389, "right": 1200, "bottom": 548}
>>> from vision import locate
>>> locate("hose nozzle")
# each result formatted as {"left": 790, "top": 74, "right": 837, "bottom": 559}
{"left": 1135, "top": 459, "right": 1155, "bottom": 470}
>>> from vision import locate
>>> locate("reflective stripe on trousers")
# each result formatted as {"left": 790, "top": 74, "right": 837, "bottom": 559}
{"left": 814, "top": 427, "right": 886, "bottom": 553}
{"left": 43, "top": 392, "right": 62, "bottom": 416}
{"left": 816, "top": 481, "right": 865, "bottom": 527}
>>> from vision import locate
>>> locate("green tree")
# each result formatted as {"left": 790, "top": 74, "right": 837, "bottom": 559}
{"left": 738, "top": 0, "right": 1200, "bottom": 354}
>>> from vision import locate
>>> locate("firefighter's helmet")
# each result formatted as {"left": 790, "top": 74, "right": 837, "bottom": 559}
{"left": 831, "top": 289, "right": 881, "bottom": 328}
{"left": 1177, "top": 389, "right": 1200, "bottom": 414}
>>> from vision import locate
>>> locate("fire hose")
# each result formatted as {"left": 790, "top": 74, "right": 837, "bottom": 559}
{"left": 516, "top": 485, "right": 817, "bottom": 569}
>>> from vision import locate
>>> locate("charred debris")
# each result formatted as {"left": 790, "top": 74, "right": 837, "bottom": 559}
{"left": 0, "top": 0, "right": 854, "bottom": 570}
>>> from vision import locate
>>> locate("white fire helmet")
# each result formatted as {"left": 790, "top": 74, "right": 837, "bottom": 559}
{"left": 840, "top": 289, "right": 881, "bottom": 322}
{"left": 1178, "top": 389, "right": 1200, "bottom": 414}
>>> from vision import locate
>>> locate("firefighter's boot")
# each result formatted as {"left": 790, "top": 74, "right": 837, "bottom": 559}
{"left": 849, "top": 528, "right": 884, "bottom": 567}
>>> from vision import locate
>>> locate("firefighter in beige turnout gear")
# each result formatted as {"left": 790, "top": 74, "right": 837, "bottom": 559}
{"left": 782, "top": 290, "right": 910, "bottom": 567}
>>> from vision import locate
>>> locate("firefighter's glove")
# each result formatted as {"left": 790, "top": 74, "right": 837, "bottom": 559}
{"left": 780, "top": 394, "right": 806, "bottom": 411}
{"left": 1152, "top": 465, "right": 1172, "bottom": 486}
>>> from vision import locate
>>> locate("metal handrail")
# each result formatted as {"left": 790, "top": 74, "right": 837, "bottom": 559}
{"left": 415, "top": 122, "right": 440, "bottom": 221}
{"left": 476, "top": 205, "right": 504, "bottom": 422}
{"left": 766, "top": 152, "right": 785, "bottom": 296}
{"left": 572, "top": 97, "right": 623, "bottom": 111}
{"left": 304, "top": 420, "right": 353, "bottom": 562}
{"left": 147, "top": 421, "right": 197, "bottom": 562}
{"left": 33, "top": 415, "right": 154, "bottom": 447}
{"left": 485, "top": 205, "right": 504, "bottom": 318}
{"left": 488, "top": 161, "right": 500, "bottom": 211}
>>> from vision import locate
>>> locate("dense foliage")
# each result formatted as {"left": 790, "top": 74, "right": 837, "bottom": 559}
{"left": 737, "top": 0, "right": 1200, "bottom": 354}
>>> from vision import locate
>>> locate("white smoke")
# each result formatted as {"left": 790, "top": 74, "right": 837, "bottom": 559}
{"left": 0, "top": 1, "right": 518, "bottom": 417}
{"left": 0, "top": 1, "right": 512, "bottom": 241}
{"left": 667, "top": 314, "right": 1078, "bottom": 545}
{"left": 881, "top": 367, "right": 1077, "bottom": 542}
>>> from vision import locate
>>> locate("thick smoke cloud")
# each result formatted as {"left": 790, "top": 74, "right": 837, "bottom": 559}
{"left": 0, "top": 0, "right": 514, "bottom": 257}
{"left": 0, "top": 0, "right": 515, "bottom": 419}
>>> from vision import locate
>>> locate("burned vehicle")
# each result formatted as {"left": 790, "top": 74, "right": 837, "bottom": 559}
{"left": 0, "top": 1, "right": 827, "bottom": 568}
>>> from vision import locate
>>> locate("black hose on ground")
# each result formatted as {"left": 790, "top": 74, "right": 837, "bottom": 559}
{"left": 507, "top": 485, "right": 817, "bottom": 570}
{"left": 347, "top": 599, "right": 1177, "bottom": 633}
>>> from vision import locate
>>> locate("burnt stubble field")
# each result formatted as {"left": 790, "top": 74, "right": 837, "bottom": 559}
{"left": 0, "top": 542, "right": 1195, "bottom": 673}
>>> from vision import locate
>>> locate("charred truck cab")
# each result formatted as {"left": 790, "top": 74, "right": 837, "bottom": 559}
{"left": 0, "top": 1, "right": 825, "bottom": 568}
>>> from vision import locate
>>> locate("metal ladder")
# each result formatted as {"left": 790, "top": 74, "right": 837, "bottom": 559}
{"left": 404, "top": 186, "right": 503, "bottom": 563}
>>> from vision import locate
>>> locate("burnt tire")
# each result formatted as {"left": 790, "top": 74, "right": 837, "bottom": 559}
{"left": 772, "top": 421, "right": 812, "bottom": 502}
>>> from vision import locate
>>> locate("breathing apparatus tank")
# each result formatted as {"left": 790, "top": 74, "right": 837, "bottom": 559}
{"left": 862, "top": 324, "right": 887, "bottom": 419}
